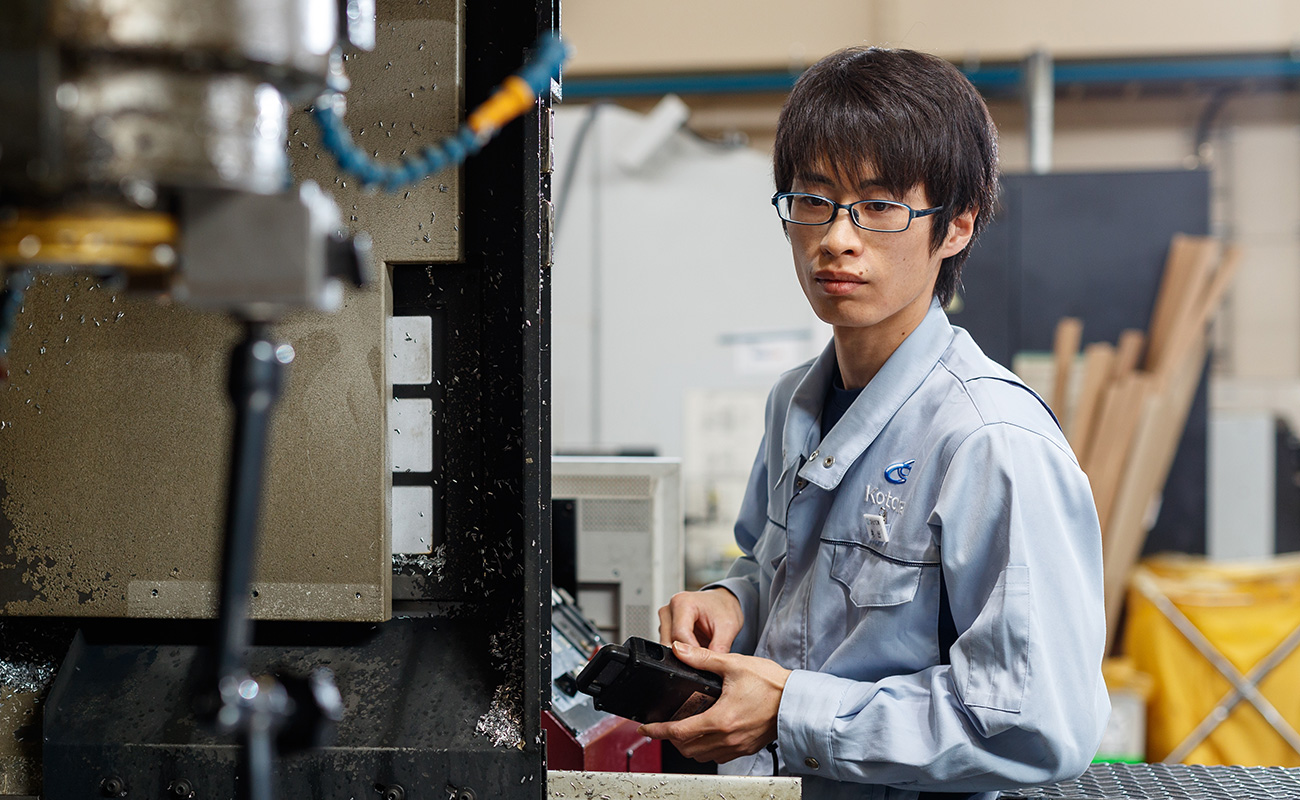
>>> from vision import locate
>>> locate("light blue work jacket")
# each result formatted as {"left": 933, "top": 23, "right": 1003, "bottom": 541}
{"left": 711, "top": 300, "right": 1110, "bottom": 800}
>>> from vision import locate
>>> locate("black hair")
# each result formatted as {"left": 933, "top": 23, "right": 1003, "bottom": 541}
{"left": 773, "top": 47, "right": 999, "bottom": 305}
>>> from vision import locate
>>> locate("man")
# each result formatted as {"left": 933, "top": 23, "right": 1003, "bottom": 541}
{"left": 639, "top": 47, "right": 1110, "bottom": 800}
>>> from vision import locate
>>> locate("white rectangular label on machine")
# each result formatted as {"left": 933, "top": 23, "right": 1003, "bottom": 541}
{"left": 386, "top": 316, "right": 433, "bottom": 385}
{"left": 388, "top": 397, "right": 433, "bottom": 473}
{"left": 391, "top": 485, "right": 433, "bottom": 554}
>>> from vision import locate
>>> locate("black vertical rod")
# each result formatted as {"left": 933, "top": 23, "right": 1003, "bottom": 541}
{"left": 244, "top": 717, "right": 276, "bottom": 800}
{"left": 215, "top": 322, "right": 288, "bottom": 683}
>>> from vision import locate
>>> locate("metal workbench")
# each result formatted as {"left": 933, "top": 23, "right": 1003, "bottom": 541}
{"left": 550, "top": 763, "right": 1300, "bottom": 800}
{"left": 1004, "top": 762, "right": 1300, "bottom": 799}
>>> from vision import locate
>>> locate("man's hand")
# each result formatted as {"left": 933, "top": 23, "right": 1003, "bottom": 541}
{"left": 658, "top": 588, "right": 743, "bottom": 653}
{"left": 638, "top": 641, "right": 791, "bottom": 763}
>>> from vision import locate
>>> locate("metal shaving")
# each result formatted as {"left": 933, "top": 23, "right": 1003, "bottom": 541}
{"left": 488, "top": 629, "right": 510, "bottom": 661}
{"left": 547, "top": 770, "right": 800, "bottom": 799}
{"left": 474, "top": 610, "right": 524, "bottom": 748}
{"left": 0, "top": 621, "right": 63, "bottom": 695}
{"left": 473, "top": 681, "right": 523, "bottom": 749}
{"left": 0, "top": 657, "right": 55, "bottom": 696}
{"left": 390, "top": 543, "right": 446, "bottom": 580}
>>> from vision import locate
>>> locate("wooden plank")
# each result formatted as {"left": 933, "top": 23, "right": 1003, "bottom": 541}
{"left": 1051, "top": 317, "right": 1084, "bottom": 429}
{"left": 1143, "top": 234, "right": 1196, "bottom": 372}
{"left": 1112, "top": 329, "right": 1146, "bottom": 380}
{"left": 1097, "top": 239, "right": 1240, "bottom": 650}
{"left": 1196, "top": 246, "right": 1244, "bottom": 329}
{"left": 1085, "top": 374, "right": 1152, "bottom": 539}
{"left": 1067, "top": 342, "right": 1115, "bottom": 460}
{"left": 1157, "top": 245, "right": 1243, "bottom": 388}
{"left": 1082, "top": 367, "right": 1139, "bottom": 475}
{"left": 1104, "top": 335, "right": 1207, "bottom": 649}
{"left": 1082, "top": 379, "right": 1121, "bottom": 475}
{"left": 1148, "top": 237, "right": 1218, "bottom": 377}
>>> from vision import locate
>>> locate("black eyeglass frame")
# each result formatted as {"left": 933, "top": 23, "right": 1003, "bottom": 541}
{"left": 771, "top": 192, "right": 944, "bottom": 233}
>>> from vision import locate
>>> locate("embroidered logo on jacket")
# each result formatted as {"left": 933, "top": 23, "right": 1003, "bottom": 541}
{"left": 884, "top": 460, "right": 915, "bottom": 484}
{"left": 865, "top": 484, "right": 906, "bottom": 514}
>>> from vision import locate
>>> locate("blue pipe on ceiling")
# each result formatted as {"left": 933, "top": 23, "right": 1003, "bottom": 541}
{"left": 561, "top": 54, "right": 1300, "bottom": 101}
{"left": 561, "top": 70, "right": 802, "bottom": 98}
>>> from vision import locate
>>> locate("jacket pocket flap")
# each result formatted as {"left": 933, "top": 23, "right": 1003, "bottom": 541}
{"left": 828, "top": 543, "right": 923, "bottom": 607}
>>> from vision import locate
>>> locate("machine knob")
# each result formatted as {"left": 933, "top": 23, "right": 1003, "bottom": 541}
{"left": 98, "top": 775, "right": 127, "bottom": 797}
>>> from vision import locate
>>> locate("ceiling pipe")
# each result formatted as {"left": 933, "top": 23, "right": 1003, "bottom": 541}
{"left": 1025, "top": 49, "right": 1055, "bottom": 174}
{"left": 562, "top": 53, "right": 1300, "bottom": 101}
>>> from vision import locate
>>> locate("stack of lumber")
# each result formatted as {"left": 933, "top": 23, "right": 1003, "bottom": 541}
{"left": 1047, "top": 234, "right": 1242, "bottom": 650}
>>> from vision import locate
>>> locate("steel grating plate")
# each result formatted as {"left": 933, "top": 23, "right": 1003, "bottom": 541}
{"left": 1002, "top": 763, "right": 1300, "bottom": 799}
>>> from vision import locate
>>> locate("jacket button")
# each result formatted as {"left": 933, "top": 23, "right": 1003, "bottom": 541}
{"left": 795, "top": 478, "right": 807, "bottom": 490}
{"left": 809, "top": 450, "right": 819, "bottom": 459}
{"left": 804, "top": 757, "right": 819, "bottom": 769}
{"left": 823, "top": 456, "right": 834, "bottom": 468}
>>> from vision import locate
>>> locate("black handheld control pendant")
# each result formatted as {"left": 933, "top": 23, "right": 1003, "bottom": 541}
{"left": 574, "top": 636, "right": 724, "bottom": 724}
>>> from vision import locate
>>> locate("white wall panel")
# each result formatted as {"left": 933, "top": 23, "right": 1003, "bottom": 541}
{"left": 551, "top": 104, "right": 826, "bottom": 458}
{"left": 1225, "top": 241, "right": 1300, "bottom": 379}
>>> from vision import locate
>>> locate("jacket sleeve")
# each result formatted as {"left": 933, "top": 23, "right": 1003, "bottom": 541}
{"left": 702, "top": 432, "right": 769, "bottom": 656}
{"left": 775, "top": 422, "right": 1111, "bottom": 792}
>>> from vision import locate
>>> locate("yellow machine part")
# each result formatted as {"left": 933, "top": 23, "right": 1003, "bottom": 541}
{"left": 467, "top": 75, "right": 536, "bottom": 136}
{"left": 0, "top": 209, "right": 179, "bottom": 273}
{"left": 1124, "top": 554, "right": 1300, "bottom": 766}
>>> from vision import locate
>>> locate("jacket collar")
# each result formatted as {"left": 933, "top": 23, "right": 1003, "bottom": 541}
{"left": 781, "top": 298, "right": 955, "bottom": 490}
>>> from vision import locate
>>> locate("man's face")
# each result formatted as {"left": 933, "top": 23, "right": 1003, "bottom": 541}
{"left": 786, "top": 165, "right": 969, "bottom": 336}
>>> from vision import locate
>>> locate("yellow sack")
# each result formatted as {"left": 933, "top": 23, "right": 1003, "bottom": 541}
{"left": 1123, "top": 554, "right": 1300, "bottom": 766}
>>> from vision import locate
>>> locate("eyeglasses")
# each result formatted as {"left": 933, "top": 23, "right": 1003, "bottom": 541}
{"left": 771, "top": 192, "right": 943, "bottom": 233}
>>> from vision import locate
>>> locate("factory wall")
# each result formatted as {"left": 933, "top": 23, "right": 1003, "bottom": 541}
{"left": 552, "top": 97, "right": 1300, "bottom": 571}
{"left": 563, "top": 0, "right": 1300, "bottom": 74}
{"left": 998, "top": 93, "right": 1300, "bottom": 388}
{"left": 552, "top": 2, "right": 1300, "bottom": 576}
{"left": 558, "top": 0, "right": 1300, "bottom": 395}
{"left": 552, "top": 99, "right": 1300, "bottom": 411}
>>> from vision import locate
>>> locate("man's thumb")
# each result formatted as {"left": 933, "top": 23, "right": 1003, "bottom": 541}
{"left": 673, "top": 640, "right": 719, "bottom": 669}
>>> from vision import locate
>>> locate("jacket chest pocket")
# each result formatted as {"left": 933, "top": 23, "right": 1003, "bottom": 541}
{"left": 827, "top": 541, "right": 927, "bottom": 607}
